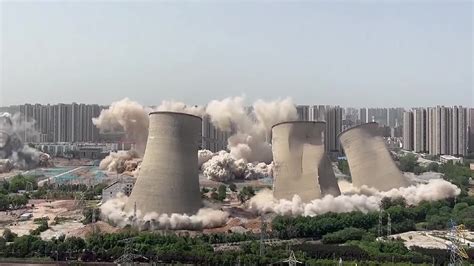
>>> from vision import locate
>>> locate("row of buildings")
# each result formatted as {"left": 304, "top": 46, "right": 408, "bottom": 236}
{"left": 0, "top": 103, "right": 103, "bottom": 143}
{"left": 1, "top": 103, "right": 472, "bottom": 157}
{"left": 0, "top": 103, "right": 230, "bottom": 153}
{"left": 402, "top": 106, "right": 473, "bottom": 156}
{"left": 295, "top": 106, "right": 406, "bottom": 153}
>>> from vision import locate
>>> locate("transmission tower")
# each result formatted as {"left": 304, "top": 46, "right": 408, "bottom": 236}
{"left": 114, "top": 237, "right": 148, "bottom": 264}
{"left": 378, "top": 211, "right": 383, "bottom": 237}
{"left": 448, "top": 220, "right": 468, "bottom": 266}
{"left": 91, "top": 208, "right": 97, "bottom": 235}
{"left": 387, "top": 213, "right": 392, "bottom": 237}
{"left": 259, "top": 215, "right": 267, "bottom": 256}
{"left": 282, "top": 250, "right": 302, "bottom": 266}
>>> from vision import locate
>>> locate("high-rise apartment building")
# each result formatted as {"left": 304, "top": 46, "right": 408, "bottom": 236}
{"left": 469, "top": 108, "right": 474, "bottom": 153}
{"left": 402, "top": 111, "right": 413, "bottom": 150}
{"left": 0, "top": 103, "right": 103, "bottom": 143}
{"left": 201, "top": 115, "right": 230, "bottom": 152}
{"left": 403, "top": 106, "right": 467, "bottom": 156}
{"left": 296, "top": 105, "right": 342, "bottom": 153}
{"left": 296, "top": 105, "right": 310, "bottom": 121}
{"left": 413, "top": 108, "right": 427, "bottom": 152}
{"left": 368, "top": 108, "right": 388, "bottom": 126}
{"left": 359, "top": 108, "right": 367, "bottom": 124}
{"left": 325, "top": 106, "right": 343, "bottom": 153}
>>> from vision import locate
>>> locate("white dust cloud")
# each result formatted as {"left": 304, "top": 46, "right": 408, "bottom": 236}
{"left": 206, "top": 97, "right": 297, "bottom": 163}
{"left": 94, "top": 97, "right": 296, "bottom": 180}
{"left": 99, "top": 150, "right": 140, "bottom": 174}
{"left": 92, "top": 98, "right": 151, "bottom": 154}
{"left": 0, "top": 113, "right": 51, "bottom": 172}
{"left": 100, "top": 193, "right": 228, "bottom": 230}
{"left": 200, "top": 150, "right": 273, "bottom": 181}
{"left": 248, "top": 179, "right": 461, "bottom": 216}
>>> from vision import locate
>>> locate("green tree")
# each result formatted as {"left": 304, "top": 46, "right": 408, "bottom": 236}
{"left": 238, "top": 186, "right": 255, "bottom": 203}
{"left": 3, "top": 228, "right": 17, "bottom": 242}
{"left": 399, "top": 154, "right": 418, "bottom": 172}
{"left": 229, "top": 183, "right": 237, "bottom": 192}
{"left": 426, "top": 162, "right": 439, "bottom": 172}
{"left": 0, "top": 194, "right": 9, "bottom": 211}
{"left": 9, "top": 194, "right": 28, "bottom": 209}
{"left": 217, "top": 185, "right": 227, "bottom": 201}
{"left": 337, "top": 159, "right": 351, "bottom": 176}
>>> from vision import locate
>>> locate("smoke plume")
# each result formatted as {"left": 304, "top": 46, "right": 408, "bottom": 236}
{"left": 95, "top": 97, "right": 297, "bottom": 173}
{"left": 155, "top": 100, "right": 205, "bottom": 117}
{"left": 206, "top": 97, "right": 297, "bottom": 162}
{"left": 0, "top": 113, "right": 50, "bottom": 172}
{"left": 92, "top": 98, "right": 151, "bottom": 154}
{"left": 100, "top": 193, "right": 228, "bottom": 230}
{"left": 201, "top": 150, "right": 272, "bottom": 181}
{"left": 247, "top": 179, "right": 460, "bottom": 216}
{"left": 99, "top": 150, "right": 140, "bottom": 174}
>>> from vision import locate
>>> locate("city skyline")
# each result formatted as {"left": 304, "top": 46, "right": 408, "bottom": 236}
{"left": 2, "top": 1, "right": 472, "bottom": 107}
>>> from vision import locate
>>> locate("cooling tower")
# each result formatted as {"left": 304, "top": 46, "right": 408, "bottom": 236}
{"left": 271, "top": 121, "right": 341, "bottom": 203}
{"left": 338, "top": 122, "right": 409, "bottom": 191}
{"left": 124, "top": 111, "right": 202, "bottom": 215}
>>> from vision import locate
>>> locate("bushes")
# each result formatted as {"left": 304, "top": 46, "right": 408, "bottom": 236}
{"left": 30, "top": 220, "right": 49, "bottom": 235}
{"left": 322, "top": 227, "right": 366, "bottom": 244}
{"left": 272, "top": 212, "right": 378, "bottom": 239}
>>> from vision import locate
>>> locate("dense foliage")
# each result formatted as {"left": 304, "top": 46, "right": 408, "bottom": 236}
{"left": 337, "top": 159, "right": 351, "bottom": 176}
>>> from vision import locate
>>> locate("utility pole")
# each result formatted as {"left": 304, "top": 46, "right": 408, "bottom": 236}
{"left": 378, "top": 211, "right": 383, "bottom": 237}
{"left": 259, "top": 215, "right": 267, "bottom": 257}
{"left": 387, "top": 213, "right": 392, "bottom": 238}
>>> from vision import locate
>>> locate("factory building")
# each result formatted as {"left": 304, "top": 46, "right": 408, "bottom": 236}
{"left": 124, "top": 112, "right": 202, "bottom": 215}
{"left": 272, "top": 121, "right": 340, "bottom": 203}
{"left": 339, "top": 123, "right": 409, "bottom": 191}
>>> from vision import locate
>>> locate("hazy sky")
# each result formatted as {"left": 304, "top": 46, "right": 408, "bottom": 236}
{"left": 1, "top": 1, "right": 472, "bottom": 107}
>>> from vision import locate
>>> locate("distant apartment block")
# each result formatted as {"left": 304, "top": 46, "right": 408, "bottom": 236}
{"left": 0, "top": 103, "right": 230, "bottom": 153}
{"left": 296, "top": 105, "right": 342, "bottom": 152}
{"left": 403, "top": 106, "right": 468, "bottom": 156}
{"left": 0, "top": 103, "right": 103, "bottom": 143}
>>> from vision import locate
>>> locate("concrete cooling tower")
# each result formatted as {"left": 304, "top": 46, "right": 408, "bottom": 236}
{"left": 338, "top": 122, "right": 409, "bottom": 191}
{"left": 271, "top": 121, "right": 341, "bottom": 203}
{"left": 124, "top": 111, "right": 202, "bottom": 215}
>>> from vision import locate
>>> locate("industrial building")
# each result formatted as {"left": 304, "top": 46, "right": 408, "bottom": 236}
{"left": 271, "top": 121, "right": 340, "bottom": 203}
{"left": 339, "top": 122, "right": 409, "bottom": 191}
{"left": 124, "top": 111, "right": 202, "bottom": 215}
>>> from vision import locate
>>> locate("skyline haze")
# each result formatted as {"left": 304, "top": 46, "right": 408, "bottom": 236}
{"left": 1, "top": 1, "right": 473, "bottom": 107}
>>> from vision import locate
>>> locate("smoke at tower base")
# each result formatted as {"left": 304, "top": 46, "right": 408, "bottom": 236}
{"left": 247, "top": 179, "right": 461, "bottom": 216}
{"left": 100, "top": 193, "right": 228, "bottom": 230}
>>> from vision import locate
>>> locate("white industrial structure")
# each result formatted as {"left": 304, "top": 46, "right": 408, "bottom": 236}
{"left": 272, "top": 121, "right": 340, "bottom": 203}
{"left": 124, "top": 111, "right": 202, "bottom": 215}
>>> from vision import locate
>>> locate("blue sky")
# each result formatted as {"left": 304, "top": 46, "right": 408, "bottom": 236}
{"left": 1, "top": 1, "right": 472, "bottom": 107}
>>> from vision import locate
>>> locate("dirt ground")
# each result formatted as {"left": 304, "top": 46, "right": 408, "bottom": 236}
{"left": 0, "top": 200, "right": 83, "bottom": 238}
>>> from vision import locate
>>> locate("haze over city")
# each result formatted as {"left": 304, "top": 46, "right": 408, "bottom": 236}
{"left": 1, "top": 1, "right": 472, "bottom": 107}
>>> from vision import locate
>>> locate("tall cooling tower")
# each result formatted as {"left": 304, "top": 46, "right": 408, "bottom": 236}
{"left": 272, "top": 121, "right": 340, "bottom": 203}
{"left": 339, "top": 122, "right": 409, "bottom": 191}
{"left": 124, "top": 111, "right": 202, "bottom": 215}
